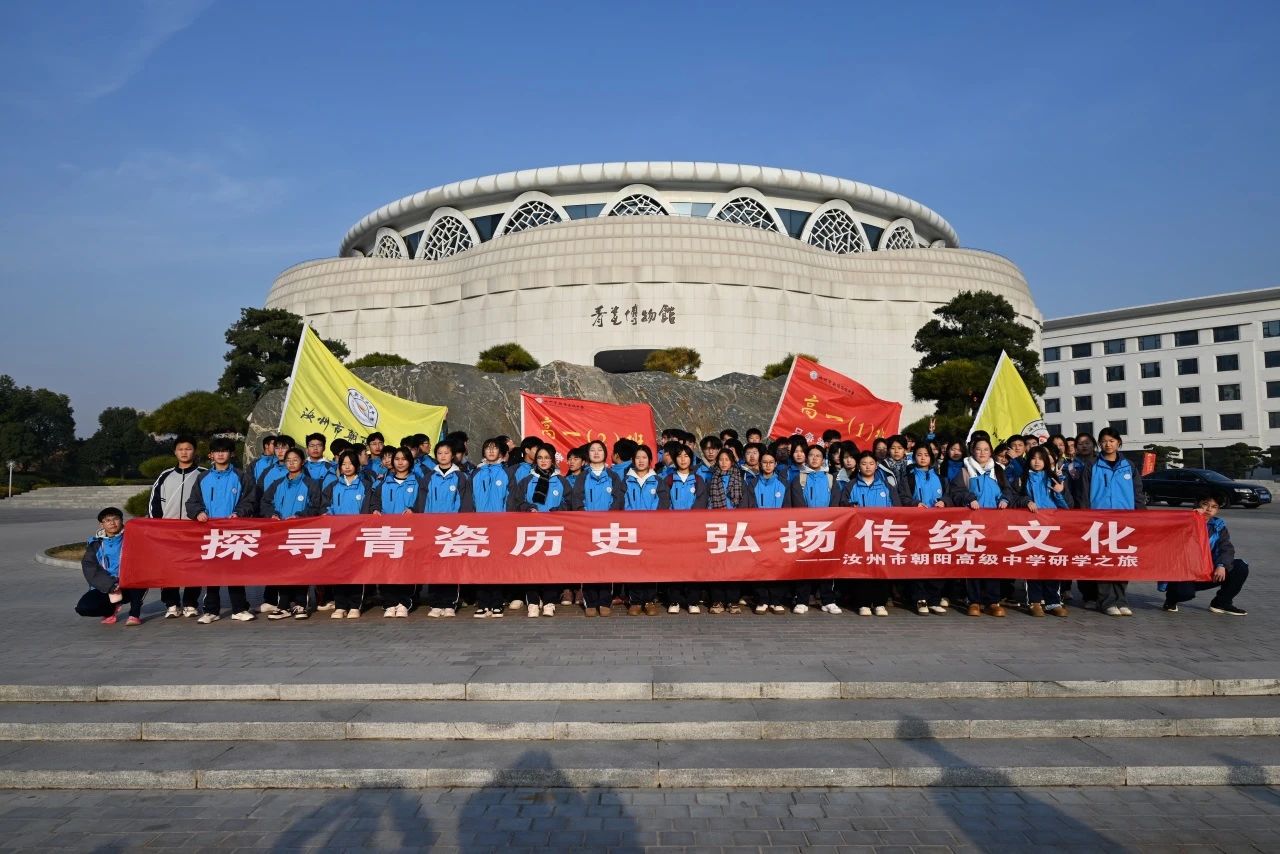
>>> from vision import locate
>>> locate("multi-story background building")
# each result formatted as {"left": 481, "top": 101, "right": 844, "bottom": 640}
{"left": 1041, "top": 287, "right": 1280, "bottom": 456}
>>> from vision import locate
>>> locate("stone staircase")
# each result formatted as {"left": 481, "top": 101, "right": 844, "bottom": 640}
{"left": 2, "top": 485, "right": 145, "bottom": 509}
{"left": 0, "top": 676, "right": 1277, "bottom": 789}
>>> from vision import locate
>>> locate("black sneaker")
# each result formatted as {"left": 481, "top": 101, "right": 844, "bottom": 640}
{"left": 1209, "top": 604, "right": 1247, "bottom": 616}
{"left": 1161, "top": 601, "right": 1178, "bottom": 612}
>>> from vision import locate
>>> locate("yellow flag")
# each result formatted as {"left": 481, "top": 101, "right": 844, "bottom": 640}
{"left": 968, "top": 351, "right": 1048, "bottom": 444}
{"left": 278, "top": 325, "right": 447, "bottom": 454}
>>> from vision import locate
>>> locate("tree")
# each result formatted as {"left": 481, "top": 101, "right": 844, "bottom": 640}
{"left": 476, "top": 343, "right": 540, "bottom": 373}
{"left": 348, "top": 352, "right": 414, "bottom": 369}
{"left": 644, "top": 347, "right": 701, "bottom": 380}
{"left": 79, "top": 407, "right": 159, "bottom": 478}
{"left": 762, "top": 353, "right": 818, "bottom": 380}
{"left": 141, "top": 391, "right": 244, "bottom": 439}
{"left": 218, "top": 308, "right": 348, "bottom": 410}
{"left": 1208, "top": 443, "right": 1266, "bottom": 479}
{"left": 0, "top": 375, "right": 76, "bottom": 472}
{"left": 909, "top": 291, "right": 1043, "bottom": 423}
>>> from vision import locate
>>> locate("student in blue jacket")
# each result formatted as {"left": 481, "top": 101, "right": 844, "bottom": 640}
{"left": 621, "top": 445, "right": 671, "bottom": 617}
{"left": 788, "top": 444, "right": 841, "bottom": 615}
{"left": 841, "top": 452, "right": 900, "bottom": 617}
{"left": 662, "top": 444, "right": 709, "bottom": 614}
{"left": 76, "top": 507, "right": 144, "bottom": 625}
{"left": 939, "top": 440, "right": 966, "bottom": 484}
{"left": 1163, "top": 495, "right": 1248, "bottom": 616}
{"left": 323, "top": 450, "right": 376, "bottom": 619}
{"left": 1016, "top": 445, "right": 1073, "bottom": 617}
{"left": 259, "top": 448, "right": 324, "bottom": 620}
{"left": 947, "top": 437, "right": 1017, "bottom": 618}
{"left": 302, "top": 433, "right": 336, "bottom": 486}
{"left": 705, "top": 448, "right": 756, "bottom": 615}
{"left": 1073, "top": 427, "right": 1145, "bottom": 616}
{"left": 903, "top": 444, "right": 948, "bottom": 616}
{"left": 374, "top": 446, "right": 425, "bottom": 618}
{"left": 363, "top": 432, "right": 388, "bottom": 480}
{"left": 251, "top": 435, "right": 277, "bottom": 483}
{"left": 569, "top": 440, "right": 625, "bottom": 617}
{"left": 510, "top": 443, "right": 571, "bottom": 617}
{"left": 469, "top": 437, "right": 514, "bottom": 618}
{"left": 186, "top": 437, "right": 257, "bottom": 623}
{"left": 750, "top": 449, "right": 794, "bottom": 615}
{"left": 421, "top": 441, "right": 475, "bottom": 618}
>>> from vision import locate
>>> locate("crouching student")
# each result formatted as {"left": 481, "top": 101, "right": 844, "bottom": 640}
{"left": 1163, "top": 495, "right": 1248, "bottom": 616}
{"left": 1016, "top": 446, "right": 1072, "bottom": 617}
{"left": 705, "top": 448, "right": 755, "bottom": 614}
{"left": 903, "top": 444, "right": 948, "bottom": 615}
{"left": 840, "top": 452, "right": 899, "bottom": 617}
{"left": 472, "top": 437, "right": 513, "bottom": 618}
{"left": 622, "top": 445, "right": 671, "bottom": 616}
{"left": 947, "top": 437, "right": 1016, "bottom": 617}
{"left": 663, "top": 444, "right": 708, "bottom": 614}
{"left": 259, "top": 448, "right": 323, "bottom": 619}
{"left": 324, "top": 450, "right": 375, "bottom": 619}
{"left": 510, "top": 442, "right": 570, "bottom": 617}
{"left": 374, "top": 447, "right": 424, "bottom": 618}
{"left": 76, "top": 507, "right": 143, "bottom": 625}
{"left": 789, "top": 444, "right": 842, "bottom": 615}
{"left": 750, "top": 449, "right": 792, "bottom": 614}
{"left": 422, "top": 441, "right": 475, "bottom": 618}
{"left": 569, "top": 440, "right": 625, "bottom": 616}
{"left": 186, "top": 437, "right": 257, "bottom": 623}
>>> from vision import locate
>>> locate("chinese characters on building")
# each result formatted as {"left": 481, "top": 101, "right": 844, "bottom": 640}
{"left": 591, "top": 304, "right": 677, "bottom": 328}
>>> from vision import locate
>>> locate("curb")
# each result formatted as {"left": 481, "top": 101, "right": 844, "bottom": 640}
{"left": 33, "top": 552, "right": 79, "bottom": 570}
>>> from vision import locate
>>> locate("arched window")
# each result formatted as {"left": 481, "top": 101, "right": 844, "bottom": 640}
{"left": 715, "top": 197, "right": 778, "bottom": 231}
{"left": 371, "top": 228, "right": 406, "bottom": 259}
{"left": 882, "top": 223, "right": 916, "bottom": 250}
{"left": 607, "top": 194, "right": 667, "bottom": 216}
{"left": 501, "top": 199, "right": 561, "bottom": 235}
{"left": 806, "top": 208, "right": 867, "bottom": 254}
{"left": 420, "top": 215, "right": 474, "bottom": 260}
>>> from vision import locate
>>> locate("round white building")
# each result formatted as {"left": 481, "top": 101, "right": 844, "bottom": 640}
{"left": 266, "top": 162, "right": 1038, "bottom": 424}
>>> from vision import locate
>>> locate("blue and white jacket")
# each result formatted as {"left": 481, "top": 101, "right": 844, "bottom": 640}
{"left": 377, "top": 474, "right": 425, "bottom": 514}
{"left": 751, "top": 472, "right": 791, "bottom": 509}
{"left": 470, "top": 462, "right": 510, "bottom": 513}
{"left": 1078, "top": 456, "right": 1146, "bottom": 510}
{"left": 842, "top": 472, "right": 901, "bottom": 508}
{"left": 186, "top": 466, "right": 255, "bottom": 519}
{"left": 664, "top": 471, "right": 706, "bottom": 510}
{"left": 623, "top": 469, "right": 671, "bottom": 510}
{"left": 324, "top": 475, "right": 374, "bottom": 515}
{"left": 569, "top": 465, "right": 625, "bottom": 511}
{"left": 422, "top": 465, "right": 474, "bottom": 513}
{"left": 260, "top": 473, "right": 323, "bottom": 519}
{"left": 511, "top": 472, "right": 570, "bottom": 512}
{"left": 81, "top": 528, "right": 125, "bottom": 593}
{"left": 789, "top": 468, "right": 838, "bottom": 509}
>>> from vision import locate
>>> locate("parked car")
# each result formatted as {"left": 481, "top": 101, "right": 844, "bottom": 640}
{"left": 1141, "top": 468, "right": 1272, "bottom": 508}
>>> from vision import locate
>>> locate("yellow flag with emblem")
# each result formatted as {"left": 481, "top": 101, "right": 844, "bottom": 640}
{"left": 967, "top": 350, "right": 1048, "bottom": 445}
{"left": 278, "top": 325, "right": 447, "bottom": 455}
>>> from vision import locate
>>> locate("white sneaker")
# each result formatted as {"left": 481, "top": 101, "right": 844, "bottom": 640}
{"left": 258, "top": 603, "right": 280, "bottom": 615}
{"left": 668, "top": 604, "right": 680, "bottom": 614}
{"left": 230, "top": 610, "right": 255, "bottom": 622}
{"left": 509, "top": 600, "right": 524, "bottom": 611}
{"left": 346, "top": 609, "right": 360, "bottom": 619}
{"left": 754, "top": 604, "right": 768, "bottom": 614}
{"left": 858, "top": 606, "right": 872, "bottom": 617}
{"left": 181, "top": 606, "right": 198, "bottom": 618}
{"left": 822, "top": 603, "right": 843, "bottom": 615}
{"left": 427, "top": 607, "right": 443, "bottom": 618}
{"left": 290, "top": 605, "right": 308, "bottom": 620}
{"left": 315, "top": 601, "right": 336, "bottom": 611}
{"left": 164, "top": 606, "right": 180, "bottom": 619}
{"left": 331, "top": 609, "right": 347, "bottom": 619}
{"left": 384, "top": 607, "right": 397, "bottom": 618}
{"left": 1105, "top": 606, "right": 1122, "bottom": 616}
{"left": 196, "top": 613, "right": 219, "bottom": 624}
{"left": 473, "top": 608, "right": 489, "bottom": 619}
{"left": 395, "top": 604, "right": 409, "bottom": 618}
{"left": 541, "top": 604, "right": 555, "bottom": 617}
{"left": 1119, "top": 606, "right": 1133, "bottom": 616}
{"left": 688, "top": 604, "right": 701, "bottom": 614}
{"left": 873, "top": 605, "right": 888, "bottom": 617}
{"left": 489, "top": 607, "right": 503, "bottom": 618}
{"left": 442, "top": 608, "right": 456, "bottom": 618}
{"left": 939, "top": 598, "right": 950, "bottom": 608}
{"left": 770, "top": 604, "right": 786, "bottom": 614}
{"left": 792, "top": 603, "right": 808, "bottom": 614}
{"left": 929, "top": 605, "right": 948, "bottom": 615}
{"left": 527, "top": 604, "right": 540, "bottom": 618}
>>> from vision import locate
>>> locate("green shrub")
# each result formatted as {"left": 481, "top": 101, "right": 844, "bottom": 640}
{"left": 139, "top": 455, "right": 174, "bottom": 480}
{"left": 123, "top": 489, "right": 150, "bottom": 518}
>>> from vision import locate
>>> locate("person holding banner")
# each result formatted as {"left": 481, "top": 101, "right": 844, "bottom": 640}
{"left": 789, "top": 444, "right": 842, "bottom": 615}
{"left": 374, "top": 447, "right": 425, "bottom": 618}
{"left": 662, "top": 443, "right": 709, "bottom": 614}
{"left": 470, "top": 437, "right": 514, "bottom": 618}
{"left": 947, "top": 437, "right": 1017, "bottom": 618}
{"left": 323, "top": 450, "right": 376, "bottom": 619}
{"left": 840, "top": 452, "right": 900, "bottom": 617}
{"left": 1163, "top": 495, "right": 1248, "bottom": 616}
{"left": 185, "top": 437, "right": 255, "bottom": 624}
{"left": 706, "top": 448, "right": 755, "bottom": 615}
{"left": 1015, "top": 445, "right": 1072, "bottom": 617}
{"left": 511, "top": 443, "right": 570, "bottom": 618}
{"left": 259, "top": 448, "right": 324, "bottom": 620}
{"left": 903, "top": 444, "right": 948, "bottom": 616}
{"left": 569, "top": 440, "right": 625, "bottom": 617}
{"left": 622, "top": 445, "right": 671, "bottom": 616}
{"left": 750, "top": 449, "right": 793, "bottom": 615}
{"left": 421, "top": 441, "right": 475, "bottom": 618}
{"left": 1076, "top": 427, "right": 1145, "bottom": 617}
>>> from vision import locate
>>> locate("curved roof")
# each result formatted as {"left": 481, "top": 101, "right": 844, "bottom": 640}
{"left": 339, "top": 161, "right": 960, "bottom": 255}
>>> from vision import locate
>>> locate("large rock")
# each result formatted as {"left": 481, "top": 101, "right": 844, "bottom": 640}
{"left": 247, "top": 361, "right": 785, "bottom": 460}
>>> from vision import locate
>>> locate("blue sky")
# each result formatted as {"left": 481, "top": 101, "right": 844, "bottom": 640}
{"left": 2, "top": 0, "right": 1277, "bottom": 434}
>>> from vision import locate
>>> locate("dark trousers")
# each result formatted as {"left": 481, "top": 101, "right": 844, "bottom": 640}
{"left": 1167, "top": 559, "right": 1248, "bottom": 607}
{"left": 755, "top": 583, "right": 790, "bottom": 607}
{"left": 1027, "top": 580, "right": 1063, "bottom": 607}
{"left": 77, "top": 588, "right": 143, "bottom": 619}
{"left": 666, "top": 584, "right": 703, "bottom": 607}
{"left": 910, "top": 579, "right": 945, "bottom": 606}
{"left": 523, "top": 586, "right": 559, "bottom": 607}
{"left": 1075, "top": 580, "right": 1100, "bottom": 603}
{"left": 628, "top": 584, "right": 658, "bottom": 605}
{"left": 277, "top": 586, "right": 307, "bottom": 609}
{"left": 811, "top": 579, "right": 838, "bottom": 606}
{"left": 261, "top": 586, "right": 280, "bottom": 608}
{"left": 583, "top": 584, "right": 613, "bottom": 608}
{"left": 204, "top": 586, "right": 250, "bottom": 614}
{"left": 380, "top": 584, "right": 414, "bottom": 609}
{"left": 966, "top": 578, "right": 1001, "bottom": 606}
{"left": 315, "top": 586, "right": 333, "bottom": 606}
{"left": 334, "top": 585, "right": 364, "bottom": 610}
{"left": 425, "top": 584, "right": 460, "bottom": 609}
{"left": 474, "top": 586, "right": 506, "bottom": 610}
{"left": 160, "top": 587, "right": 200, "bottom": 608}
{"left": 850, "top": 579, "right": 890, "bottom": 609}
{"left": 708, "top": 583, "right": 740, "bottom": 607}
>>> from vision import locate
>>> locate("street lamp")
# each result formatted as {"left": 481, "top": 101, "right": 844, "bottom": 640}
{"left": 1199, "top": 443, "right": 1206, "bottom": 469}
{"left": 5, "top": 461, "right": 13, "bottom": 499}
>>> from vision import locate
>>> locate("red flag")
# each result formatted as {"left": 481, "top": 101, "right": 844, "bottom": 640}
{"left": 768, "top": 357, "right": 902, "bottom": 444}
{"left": 520, "top": 392, "right": 658, "bottom": 473}
{"left": 1142, "top": 452, "right": 1157, "bottom": 476}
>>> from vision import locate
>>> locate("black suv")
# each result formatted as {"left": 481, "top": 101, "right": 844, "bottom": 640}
{"left": 1141, "top": 468, "right": 1272, "bottom": 509}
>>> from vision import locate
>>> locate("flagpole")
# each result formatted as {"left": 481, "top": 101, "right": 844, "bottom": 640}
{"left": 519, "top": 392, "right": 527, "bottom": 440}
{"left": 766, "top": 355, "right": 803, "bottom": 439}
{"left": 277, "top": 320, "right": 312, "bottom": 432}
{"left": 966, "top": 350, "right": 1008, "bottom": 443}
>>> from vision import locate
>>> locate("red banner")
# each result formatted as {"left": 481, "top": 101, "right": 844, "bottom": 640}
{"left": 520, "top": 392, "right": 658, "bottom": 473}
{"left": 119, "top": 508, "right": 1211, "bottom": 588}
{"left": 768, "top": 357, "right": 902, "bottom": 444}
{"left": 1142, "top": 452, "right": 1157, "bottom": 476}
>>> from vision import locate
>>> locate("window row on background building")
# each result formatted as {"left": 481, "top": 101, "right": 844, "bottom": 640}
{"left": 1043, "top": 413, "right": 1261, "bottom": 438}
{"left": 1043, "top": 321, "right": 1280, "bottom": 362}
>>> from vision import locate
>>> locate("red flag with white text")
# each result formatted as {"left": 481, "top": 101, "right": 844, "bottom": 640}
{"left": 520, "top": 392, "right": 658, "bottom": 473}
{"left": 768, "top": 357, "right": 902, "bottom": 444}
